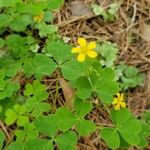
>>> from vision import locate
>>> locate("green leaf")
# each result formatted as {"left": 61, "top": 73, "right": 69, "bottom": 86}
{"left": 25, "top": 139, "right": 53, "bottom": 150}
{"left": 61, "top": 60, "right": 90, "bottom": 81}
{"left": 26, "top": 97, "right": 50, "bottom": 117}
{"left": 44, "top": 11, "right": 54, "bottom": 22}
{"left": 138, "top": 135, "right": 148, "bottom": 148}
{"left": 116, "top": 64, "right": 144, "bottom": 90}
{"left": 118, "top": 119, "right": 142, "bottom": 145}
{"left": 48, "top": 0, "right": 64, "bottom": 10}
{"left": 91, "top": 4, "right": 104, "bottom": 16}
{"left": 24, "top": 80, "right": 50, "bottom": 117}
{"left": 55, "top": 131, "right": 77, "bottom": 150}
{"left": 138, "top": 122, "right": 150, "bottom": 148}
{"left": 76, "top": 89, "right": 91, "bottom": 100}
{"left": 34, "top": 114, "right": 57, "bottom": 138}
{"left": 6, "top": 142, "right": 24, "bottom": 150}
{"left": 0, "top": 131, "right": 5, "bottom": 150}
{"left": 24, "top": 80, "right": 47, "bottom": 97}
{"left": 94, "top": 68, "right": 119, "bottom": 103}
{"left": 0, "top": 38, "right": 4, "bottom": 48}
{"left": 119, "top": 134, "right": 130, "bottom": 149}
{"left": 55, "top": 107, "right": 76, "bottom": 132}
{"left": 141, "top": 122, "right": 150, "bottom": 137}
{"left": 15, "top": 123, "right": 38, "bottom": 142}
{"left": 5, "top": 104, "right": 28, "bottom": 126}
{"left": 33, "top": 54, "right": 57, "bottom": 79}
{"left": 6, "top": 34, "right": 30, "bottom": 57}
{"left": 110, "top": 108, "right": 142, "bottom": 146}
{"left": 77, "top": 119, "right": 96, "bottom": 136}
{"left": 0, "top": 0, "right": 21, "bottom": 7}
{"left": 35, "top": 23, "right": 58, "bottom": 37}
{"left": 75, "top": 77, "right": 92, "bottom": 99}
{"left": 75, "top": 98, "right": 93, "bottom": 118}
{"left": 5, "top": 61, "right": 22, "bottom": 77}
{"left": 110, "top": 109, "right": 132, "bottom": 125}
{"left": 100, "top": 128, "right": 120, "bottom": 149}
{"left": 22, "top": 58, "right": 34, "bottom": 77}
{"left": 5, "top": 108, "right": 18, "bottom": 125}
{"left": 9, "top": 15, "right": 33, "bottom": 32}
{"left": 96, "top": 42, "right": 118, "bottom": 67}
{"left": 17, "top": 116, "right": 29, "bottom": 126}
{"left": 4, "top": 81, "right": 20, "bottom": 98}
{"left": 0, "top": 14, "right": 12, "bottom": 28}
{"left": 46, "top": 41, "right": 72, "bottom": 65}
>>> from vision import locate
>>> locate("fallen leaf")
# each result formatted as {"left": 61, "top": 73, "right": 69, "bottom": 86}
{"left": 70, "top": 0, "right": 92, "bottom": 17}
{"left": 59, "top": 78, "right": 75, "bottom": 109}
{"left": 140, "top": 23, "right": 150, "bottom": 42}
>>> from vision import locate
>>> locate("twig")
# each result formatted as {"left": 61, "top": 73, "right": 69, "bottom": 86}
{"left": 130, "top": 47, "right": 150, "bottom": 64}
{"left": 125, "top": 1, "right": 137, "bottom": 32}
{"left": 0, "top": 121, "right": 11, "bottom": 140}
{"left": 57, "top": 13, "right": 96, "bottom": 28}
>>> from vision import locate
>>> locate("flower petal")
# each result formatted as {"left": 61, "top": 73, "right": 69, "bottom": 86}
{"left": 112, "top": 98, "right": 118, "bottom": 105}
{"left": 117, "top": 93, "right": 120, "bottom": 98}
{"left": 120, "top": 93, "right": 124, "bottom": 100}
{"left": 77, "top": 53, "right": 86, "bottom": 62}
{"left": 87, "top": 50, "right": 97, "bottom": 58}
{"left": 71, "top": 47, "right": 80, "bottom": 53}
{"left": 88, "top": 42, "right": 96, "bottom": 50}
{"left": 114, "top": 103, "right": 120, "bottom": 110}
{"left": 78, "top": 38, "right": 87, "bottom": 47}
{"left": 120, "top": 102, "right": 126, "bottom": 108}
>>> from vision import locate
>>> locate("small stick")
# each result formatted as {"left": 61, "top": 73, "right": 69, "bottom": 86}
{"left": 0, "top": 121, "right": 11, "bottom": 140}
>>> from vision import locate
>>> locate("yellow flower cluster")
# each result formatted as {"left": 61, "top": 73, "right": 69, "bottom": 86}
{"left": 33, "top": 12, "right": 44, "bottom": 23}
{"left": 71, "top": 38, "right": 98, "bottom": 62}
{"left": 112, "top": 93, "right": 126, "bottom": 110}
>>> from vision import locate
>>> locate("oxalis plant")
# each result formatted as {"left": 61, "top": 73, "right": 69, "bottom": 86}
{"left": 0, "top": 0, "right": 149, "bottom": 150}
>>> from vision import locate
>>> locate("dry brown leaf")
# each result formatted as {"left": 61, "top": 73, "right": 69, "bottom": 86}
{"left": 146, "top": 71, "right": 150, "bottom": 98}
{"left": 140, "top": 23, "right": 150, "bottom": 42}
{"left": 59, "top": 78, "right": 75, "bottom": 109}
{"left": 70, "top": 0, "right": 92, "bottom": 17}
{"left": 146, "top": 0, "right": 150, "bottom": 4}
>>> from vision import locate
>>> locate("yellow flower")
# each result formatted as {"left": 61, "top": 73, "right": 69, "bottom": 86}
{"left": 71, "top": 38, "right": 98, "bottom": 62}
{"left": 112, "top": 93, "right": 126, "bottom": 110}
{"left": 33, "top": 12, "right": 44, "bottom": 23}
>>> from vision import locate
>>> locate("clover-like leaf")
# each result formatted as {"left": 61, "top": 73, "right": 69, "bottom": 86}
{"left": 24, "top": 80, "right": 50, "bottom": 117}
{"left": 6, "top": 142, "right": 24, "bottom": 150}
{"left": 55, "top": 107, "right": 76, "bottom": 132}
{"left": 96, "top": 42, "right": 118, "bottom": 67}
{"left": 101, "top": 128, "right": 120, "bottom": 149}
{"left": 77, "top": 119, "right": 96, "bottom": 136}
{"left": 6, "top": 34, "right": 30, "bottom": 57}
{"left": 9, "top": 15, "right": 33, "bottom": 32}
{"left": 110, "top": 109, "right": 132, "bottom": 125}
{"left": 0, "top": 14, "right": 12, "bottom": 28}
{"left": 46, "top": 40, "right": 72, "bottom": 65}
{"left": 118, "top": 119, "right": 142, "bottom": 145}
{"left": 0, "top": 131, "right": 5, "bottom": 150}
{"left": 0, "top": 38, "right": 4, "bottom": 48}
{"left": 25, "top": 139, "right": 53, "bottom": 150}
{"left": 34, "top": 114, "right": 57, "bottom": 138}
{"left": 33, "top": 54, "right": 57, "bottom": 79}
{"left": 94, "top": 68, "right": 119, "bottom": 103}
{"left": 61, "top": 60, "right": 92, "bottom": 81}
{"left": 55, "top": 131, "right": 77, "bottom": 150}
{"left": 35, "top": 23, "right": 58, "bottom": 38}
{"left": 48, "top": 0, "right": 64, "bottom": 10}
{"left": 138, "top": 122, "right": 150, "bottom": 148}
{"left": 5, "top": 104, "right": 28, "bottom": 126}
{"left": 15, "top": 123, "right": 39, "bottom": 142}
{"left": 74, "top": 98, "right": 93, "bottom": 118}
